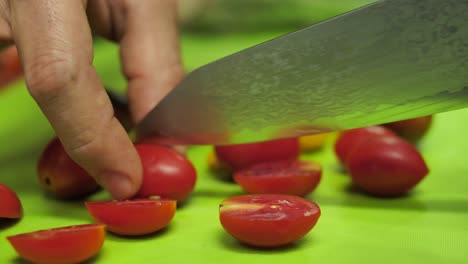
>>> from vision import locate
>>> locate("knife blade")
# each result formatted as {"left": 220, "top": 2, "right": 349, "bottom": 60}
{"left": 137, "top": 0, "right": 468, "bottom": 145}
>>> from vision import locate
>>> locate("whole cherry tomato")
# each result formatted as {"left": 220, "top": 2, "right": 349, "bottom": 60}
{"left": 220, "top": 194, "right": 321, "bottom": 247}
{"left": 334, "top": 126, "right": 397, "bottom": 166}
{"left": 37, "top": 137, "right": 99, "bottom": 199}
{"left": 383, "top": 116, "right": 433, "bottom": 142}
{"left": 134, "top": 144, "right": 197, "bottom": 202}
{"left": 347, "top": 136, "right": 429, "bottom": 196}
{"left": 215, "top": 138, "right": 300, "bottom": 170}
{"left": 234, "top": 160, "right": 321, "bottom": 196}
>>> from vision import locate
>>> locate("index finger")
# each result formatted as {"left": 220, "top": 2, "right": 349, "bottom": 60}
{"left": 8, "top": 0, "right": 142, "bottom": 199}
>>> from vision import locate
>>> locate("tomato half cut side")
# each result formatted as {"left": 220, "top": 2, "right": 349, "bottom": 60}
{"left": 234, "top": 160, "right": 322, "bottom": 196}
{"left": 7, "top": 224, "right": 105, "bottom": 264}
{"left": 85, "top": 199, "right": 176, "bottom": 236}
{"left": 219, "top": 194, "right": 320, "bottom": 248}
{"left": 0, "top": 183, "right": 22, "bottom": 219}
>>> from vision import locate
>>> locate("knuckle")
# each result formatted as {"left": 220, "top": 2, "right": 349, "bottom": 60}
{"left": 25, "top": 50, "right": 78, "bottom": 100}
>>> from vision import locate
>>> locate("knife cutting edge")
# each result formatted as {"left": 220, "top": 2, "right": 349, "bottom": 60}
{"left": 135, "top": 0, "right": 468, "bottom": 145}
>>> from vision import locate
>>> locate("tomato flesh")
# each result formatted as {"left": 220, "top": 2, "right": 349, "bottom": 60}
{"left": 0, "top": 183, "right": 22, "bottom": 219}
{"left": 334, "top": 126, "right": 397, "bottom": 166}
{"left": 215, "top": 138, "right": 300, "bottom": 170}
{"left": 347, "top": 136, "right": 429, "bottom": 196}
{"left": 135, "top": 144, "right": 197, "bottom": 202}
{"left": 7, "top": 224, "right": 105, "bottom": 264}
{"left": 37, "top": 137, "right": 99, "bottom": 199}
{"left": 234, "top": 160, "right": 321, "bottom": 196}
{"left": 86, "top": 199, "right": 176, "bottom": 236}
{"left": 219, "top": 194, "right": 320, "bottom": 247}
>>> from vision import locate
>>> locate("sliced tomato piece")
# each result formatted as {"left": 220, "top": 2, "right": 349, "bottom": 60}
{"left": 383, "top": 115, "right": 433, "bottom": 142}
{"left": 85, "top": 199, "right": 176, "bottom": 236}
{"left": 234, "top": 160, "right": 321, "bottom": 196}
{"left": 219, "top": 194, "right": 320, "bottom": 247}
{"left": 7, "top": 224, "right": 105, "bottom": 264}
{"left": 215, "top": 138, "right": 300, "bottom": 170}
{"left": 0, "top": 183, "right": 22, "bottom": 219}
{"left": 347, "top": 136, "right": 429, "bottom": 196}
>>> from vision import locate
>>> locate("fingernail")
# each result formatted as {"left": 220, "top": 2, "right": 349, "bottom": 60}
{"left": 100, "top": 173, "right": 135, "bottom": 200}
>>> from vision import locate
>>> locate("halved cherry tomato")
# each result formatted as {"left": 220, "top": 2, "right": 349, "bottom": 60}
{"left": 219, "top": 194, "right": 321, "bottom": 247}
{"left": 215, "top": 138, "right": 300, "bottom": 170}
{"left": 347, "top": 136, "right": 429, "bottom": 196}
{"left": 383, "top": 116, "right": 433, "bottom": 142}
{"left": 299, "top": 133, "right": 330, "bottom": 152}
{"left": 0, "top": 183, "right": 22, "bottom": 219}
{"left": 7, "top": 224, "right": 105, "bottom": 264}
{"left": 135, "top": 144, "right": 197, "bottom": 202}
{"left": 0, "top": 46, "right": 22, "bottom": 88}
{"left": 37, "top": 137, "right": 99, "bottom": 199}
{"left": 85, "top": 198, "right": 176, "bottom": 236}
{"left": 234, "top": 160, "right": 321, "bottom": 196}
{"left": 334, "top": 126, "right": 397, "bottom": 166}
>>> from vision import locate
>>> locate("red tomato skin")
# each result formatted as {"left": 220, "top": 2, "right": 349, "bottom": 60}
{"left": 347, "top": 136, "right": 429, "bottom": 196}
{"left": 7, "top": 224, "right": 105, "bottom": 264}
{"left": 85, "top": 199, "right": 176, "bottom": 236}
{"left": 0, "top": 183, "right": 23, "bottom": 219}
{"left": 383, "top": 116, "right": 433, "bottom": 142}
{"left": 134, "top": 144, "right": 197, "bottom": 202}
{"left": 215, "top": 138, "right": 300, "bottom": 170}
{"left": 219, "top": 194, "right": 320, "bottom": 247}
{"left": 37, "top": 137, "right": 99, "bottom": 199}
{"left": 334, "top": 126, "right": 397, "bottom": 166}
{"left": 0, "top": 46, "right": 22, "bottom": 88}
{"left": 234, "top": 160, "right": 321, "bottom": 196}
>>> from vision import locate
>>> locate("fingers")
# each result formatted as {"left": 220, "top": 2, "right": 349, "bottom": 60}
{"left": 8, "top": 0, "right": 142, "bottom": 199}
{"left": 118, "top": 0, "right": 184, "bottom": 123}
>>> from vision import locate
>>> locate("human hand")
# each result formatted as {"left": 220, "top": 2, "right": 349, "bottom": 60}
{"left": 0, "top": 0, "right": 184, "bottom": 199}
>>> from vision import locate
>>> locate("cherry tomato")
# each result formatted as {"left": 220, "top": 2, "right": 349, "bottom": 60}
{"left": 219, "top": 194, "right": 321, "bottom": 247}
{"left": 347, "top": 136, "right": 429, "bottom": 196}
{"left": 37, "top": 137, "right": 99, "bottom": 199}
{"left": 85, "top": 198, "right": 176, "bottom": 236}
{"left": 334, "top": 126, "right": 397, "bottom": 166}
{"left": 0, "top": 183, "right": 22, "bottom": 219}
{"left": 7, "top": 224, "right": 105, "bottom": 264}
{"left": 0, "top": 46, "right": 22, "bottom": 88}
{"left": 299, "top": 133, "right": 330, "bottom": 152}
{"left": 234, "top": 160, "right": 321, "bottom": 196}
{"left": 215, "top": 138, "right": 300, "bottom": 170}
{"left": 135, "top": 144, "right": 197, "bottom": 202}
{"left": 383, "top": 116, "right": 433, "bottom": 142}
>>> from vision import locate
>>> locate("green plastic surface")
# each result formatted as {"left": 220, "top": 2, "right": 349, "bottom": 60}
{"left": 1, "top": 4, "right": 468, "bottom": 263}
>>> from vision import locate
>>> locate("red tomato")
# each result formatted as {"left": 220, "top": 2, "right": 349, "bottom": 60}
{"left": 347, "top": 136, "right": 429, "bottom": 196}
{"left": 234, "top": 160, "right": 321, "bottom": 196}
{"left": 383, "top": 116, "right": 433, "bottom": 142}
{"left": 7, "top": 224, "right": 105, "bottom": 264}
{"left": 37, "top": 137, "right": 99, "bottom": 199}
{"left": 134, "top": 144, "right": 197, "bottom": 202}
{"left": 334, "top": 126, "right": 397, "bottom": 166}
{"left": 0, "top": 183, "right": 22, "bottom": 219}
{"left": 85, "top": 198, "right": 176, "bottom": 236}
{"left": 219, "top": 194, "right": 321, "bottom": 247}
{"left": 215, "top": 138, "right": 300, "bottom": 170}
{"left": 0, "top": 46, "right": 22, "bottom": 88}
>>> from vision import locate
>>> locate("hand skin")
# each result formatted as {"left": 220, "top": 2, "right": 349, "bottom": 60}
{"left": 0, "top": 0, "right": 184, "bottom": 199}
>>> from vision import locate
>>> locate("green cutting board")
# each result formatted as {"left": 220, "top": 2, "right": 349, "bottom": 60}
{"left": 1, "top": 4, "right": 468, "bottom": 263}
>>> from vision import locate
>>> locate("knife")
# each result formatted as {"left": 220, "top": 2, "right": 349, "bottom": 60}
{"left": 136, "top": 0, "right": 468, "bottom": 145}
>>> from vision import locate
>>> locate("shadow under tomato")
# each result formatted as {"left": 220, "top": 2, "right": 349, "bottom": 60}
{"left": 106, "top": 224, "right": 174, "bottom": 242}
{"left": 41, "top": 195, "right": 91, "bottom": 220}
{"left": 11, "top": 251, "right": 105, "bottom": 264}
{"left": 217, "top": 230, "right": 313, "bottom": 254}
{"left": 0, "top": 218, "right": 21, "bottom": 229}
